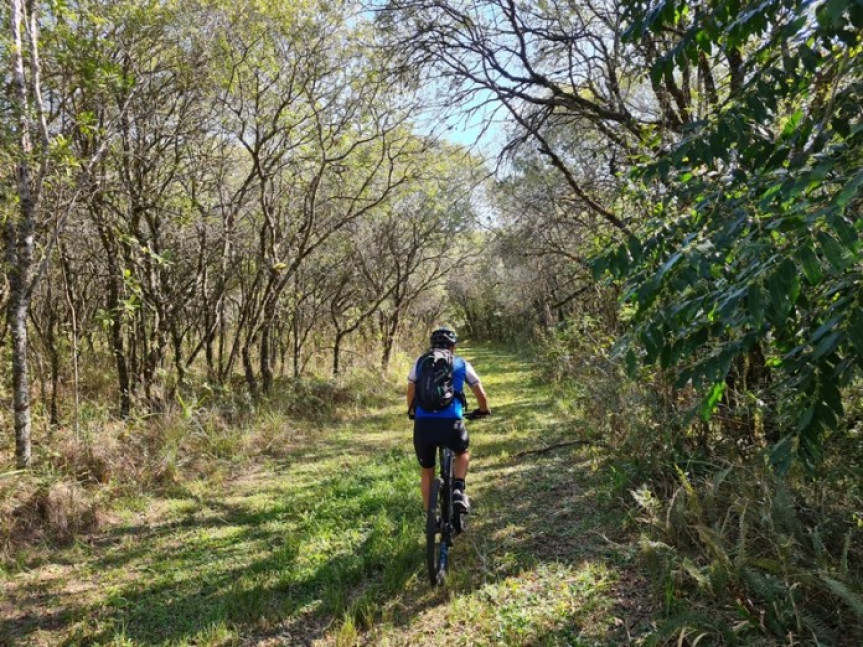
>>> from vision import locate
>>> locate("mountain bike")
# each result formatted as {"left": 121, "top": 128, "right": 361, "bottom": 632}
{"left": 426, "top": 408, "right": 489, "bottom": 586}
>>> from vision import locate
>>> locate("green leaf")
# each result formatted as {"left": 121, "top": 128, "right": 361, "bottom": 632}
{"left": 821, "top": 377, "right": 843, "bottom": 416}
{"left": 798, "top": 405, "right": 815, "bottom": 433}
{"left": 798, "top": 245, "right": 823, "bottom": 283}
{"left": 828, "top": 212, "right": 857, "bottom": 246}
{"left": 590, "top": 255, "right": 608, "bottom": 280}
{"left": 816, "top": 0, "right": 850, "bottom": 29}
{"left": 700, "top": 381, "right": 726, "bottom": 421}
{"left": 836, "top": 171, "right": 863, "bottom": 209}
{"left": 817, "top": 231, "right": 847, "bottom": 269}
{"left": 627, "top": 235, "right": 643, "bottom": 263}
{"left": 781, "top": 109, "right": 804, "bottom": 137}
{"left": 846, "top": 309, "right": 863, "bottom": 357}
{"left": 812, "top": 331, "right": 841, "bottom": 360}
{"left": 748, "top": 283, "right": 764, "bottom": 327}
{"left": 765, "top": 259, "right": 799, "bottom": 326}
{"left": 641, "top": 326, "right": 661, "bottom": 364}
{"left": 811, "top": 316, "right": 842, "bottom": 343}
{"left": 760, "top": 182, "right": 782, "bottom": 204}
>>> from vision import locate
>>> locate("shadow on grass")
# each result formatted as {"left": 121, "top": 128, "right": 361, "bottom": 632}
{"left": 2, "top": 346, "right": 650, "bottom": 646}
{"left": 351, "top": 347, "right": 652, "bottom": 643}
{"left": 90, "top": 531, "right": 421, "bottom": 646}
{"left": 2, "top": 447, "right": 430, "bottom": 646}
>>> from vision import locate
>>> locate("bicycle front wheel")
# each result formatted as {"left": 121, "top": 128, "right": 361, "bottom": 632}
{"left": 426, "top": 477, "right": 444, "bottom": 586}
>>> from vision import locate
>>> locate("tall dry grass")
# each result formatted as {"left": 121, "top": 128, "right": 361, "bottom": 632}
{"left": 1, "top": 354, "right": 404, "bottom": 561}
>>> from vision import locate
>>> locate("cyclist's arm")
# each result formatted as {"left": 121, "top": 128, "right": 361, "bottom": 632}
{"left": 406, "top": 361, "right": 418, "bottom": 412}
{"left": 464, "top": 360, "right": 489, "bottom": 413}
{"left": 469, "top": 381, "right": 489, "bottom": 413}
{"left": 406, "top": 381, "right": 416, "bottom": 412}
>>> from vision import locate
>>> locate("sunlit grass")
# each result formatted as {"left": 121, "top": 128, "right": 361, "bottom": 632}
{"left": 1, "top": 345, "right": 646, "bottom": 646}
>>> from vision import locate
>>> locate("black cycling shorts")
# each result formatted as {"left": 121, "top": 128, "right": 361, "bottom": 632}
{"left": 413, "top": 417, "right": 470, "bottom": 469}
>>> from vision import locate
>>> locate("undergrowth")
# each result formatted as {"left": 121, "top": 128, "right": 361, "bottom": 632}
{"left": 0, "top": 360, "right": 406, "bottom": 563}
{"left": 537, "top": 321, "right": 863, "bottom": 646}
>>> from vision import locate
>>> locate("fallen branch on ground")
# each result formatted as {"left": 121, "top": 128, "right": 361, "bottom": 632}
{"left": 515, "top": 440, "right": 608, "bottom": 457}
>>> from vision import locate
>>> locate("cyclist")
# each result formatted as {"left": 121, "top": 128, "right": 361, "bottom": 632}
{"left": 407, "top": 326, "right": 490, "bottom": 515}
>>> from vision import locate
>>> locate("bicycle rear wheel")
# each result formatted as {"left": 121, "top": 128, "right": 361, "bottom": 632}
{"left": 426, "top": 477, "right": 445, "bottom": 586}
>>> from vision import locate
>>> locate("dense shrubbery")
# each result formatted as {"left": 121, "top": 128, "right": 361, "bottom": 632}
{"left": 535, "top": 1, "right": 863, "bottom": 642}
{"left": 532, "top": 314, "right": 863, "bottom": 643}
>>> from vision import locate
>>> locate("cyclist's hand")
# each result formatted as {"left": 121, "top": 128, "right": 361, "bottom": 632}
{"left": 467, "top": 408, "right": 490, "bottom": 419}
{"left": 407, "top": 409, "right": 415, "bottom": 420}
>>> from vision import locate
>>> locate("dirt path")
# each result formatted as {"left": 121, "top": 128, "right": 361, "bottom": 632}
{"left": 1, "top": 346, "right": 655, "bottom": 646}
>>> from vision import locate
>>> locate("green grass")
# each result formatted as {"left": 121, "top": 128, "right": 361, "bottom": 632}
{"left": 1, "top": 345, "right": 652, "bottom": 646}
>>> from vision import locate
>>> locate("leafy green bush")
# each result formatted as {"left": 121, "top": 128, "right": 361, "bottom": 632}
{"left": 537, "top": 316, "right": 703, "bottom": 489}
{"left": 600, "top": 0, "right": 863, "bottom": 471}
{"left": 536, "top": 294, "right": 863, "bottom": 643}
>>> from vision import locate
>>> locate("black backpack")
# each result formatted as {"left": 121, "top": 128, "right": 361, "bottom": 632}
{"left": 415, "top": 348, "right": 456, "bottom": 412}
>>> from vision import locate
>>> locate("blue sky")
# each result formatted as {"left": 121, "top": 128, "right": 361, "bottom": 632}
{"left": 414, "top": 83, "right": 508, "bottom": 159}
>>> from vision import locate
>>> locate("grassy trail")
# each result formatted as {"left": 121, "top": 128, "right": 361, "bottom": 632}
{"left": 2, "top": 346, "right": 652, "bottom": 646}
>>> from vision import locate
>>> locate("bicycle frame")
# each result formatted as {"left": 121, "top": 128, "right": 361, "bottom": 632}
{"left": 427, "top": 444, "right": 466, "bottom": 585}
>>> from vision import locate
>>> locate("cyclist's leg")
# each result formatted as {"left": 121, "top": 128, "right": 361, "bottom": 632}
{"left": 420, "top": 466, "right": 435, "bottom": 509}
{"left": 414, "top": 419, "right": 440, "bottom": 509}
{"left": 454, "top": 450, "right": 469, "bottom": 481}
{"left": 446, "top": 419, "right": 470, "bottom": 479}
{"left": 446, "top": 419, "right": 471, "bottom": 512}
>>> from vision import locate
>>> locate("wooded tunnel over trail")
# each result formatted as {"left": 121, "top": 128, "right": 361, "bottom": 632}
{"left": 3, "top": 1, "right": 862, "bottom": 644}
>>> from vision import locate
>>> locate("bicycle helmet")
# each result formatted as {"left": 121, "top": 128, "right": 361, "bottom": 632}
{"left": 430, "top": 326, "right": 457, "bottom": 348}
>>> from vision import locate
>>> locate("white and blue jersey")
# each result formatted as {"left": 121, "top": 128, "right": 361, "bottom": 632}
{"left": 408, "top": 355, "right": 481, "bottom": 419}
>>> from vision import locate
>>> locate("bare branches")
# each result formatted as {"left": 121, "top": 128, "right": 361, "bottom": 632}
{"left": 377, "top": 0, "right": 648, "bottom": 233}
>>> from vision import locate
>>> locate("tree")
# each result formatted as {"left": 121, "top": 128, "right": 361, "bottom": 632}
{"left": 377, "top": 0, "right": 713, "bottom": 236}
{"left": 598, "top": 0, "right": 863, "bottom": 469}
{"left": 3, "top": 0, "right": 125, "bottom": 463}
{"left": 1, "top": 0, "right": 496, "bottom": 448}
{"left": 3, "top": 0, "right": 46, "bottom": 467}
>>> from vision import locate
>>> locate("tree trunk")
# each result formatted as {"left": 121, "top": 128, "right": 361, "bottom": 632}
{"left": 58, "top": 244, "right": 80, "bottom": 434}
{"left": 9, "top": 295, "right": 33, "bottom": 468}
{"left": 94, "top": 216, "right": 131, "bottom": 417}
{"left": 217, "top": 295, "right": 227, "bottom": 382}
{"left": 242, "top": 340, "right": 257, "bottom": 396}
{"left": 293, "top": 311, "right": 302, "bottom": 379}
{"left": 171, "top": 327, "right": 185, "bottom": 390}
{"left": 259, "top": 324, "right": 272, "bottom": 393}
{"left": 260, "top": 300, "right": 275, "bottom": 393}
{"left": 7, "top": 0, "right": 38, "bottom": 468}
{"left": 333, "top": 331, "right": 345, "bottom": 376}
{"left": 113, "top": 303, "right": 131, "bottom": 418}
{"left": 381, "top": 311, "right": 400, "bottom": 371}
{"left": 45, "top": 290, "right": 60, "bottom": 426}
